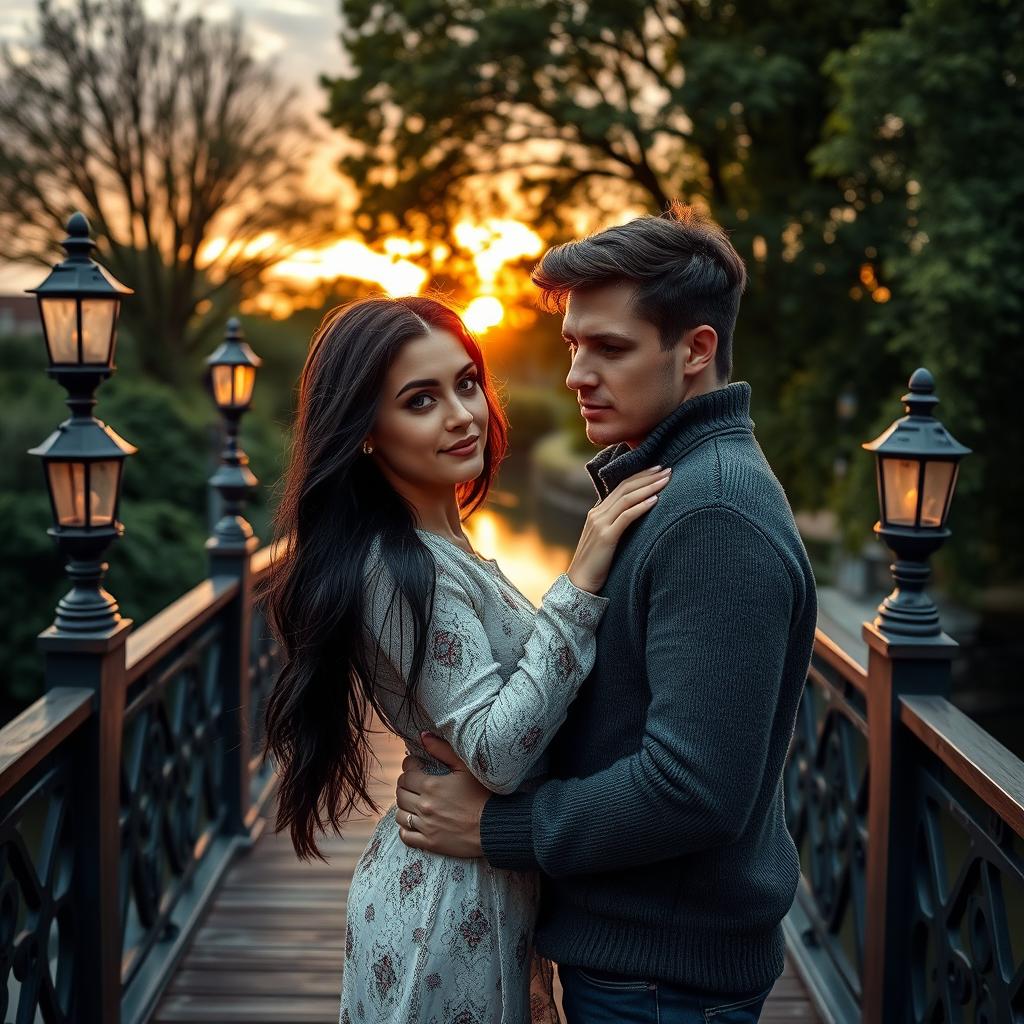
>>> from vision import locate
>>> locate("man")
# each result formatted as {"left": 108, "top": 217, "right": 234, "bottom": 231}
{"left": 395, "top": 203, "right": 816, "bottom": 1023}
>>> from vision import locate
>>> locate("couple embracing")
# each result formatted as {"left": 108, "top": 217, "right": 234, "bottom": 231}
{"left": 261, "top": 203, "right": 817, "bottom": 1024}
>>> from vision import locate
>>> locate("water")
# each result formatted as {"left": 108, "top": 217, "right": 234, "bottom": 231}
{"left": 464, "top": 500, "right": 574, "bottom": 607}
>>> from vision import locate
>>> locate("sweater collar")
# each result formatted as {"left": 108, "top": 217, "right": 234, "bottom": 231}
{"left": 585, "top": 381, "right": 754, "bottom": 497}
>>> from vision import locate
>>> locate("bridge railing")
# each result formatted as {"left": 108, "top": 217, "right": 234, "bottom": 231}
{"left": 784, "top": 626, "right": 1024, "bottom": 1023}
{"left": 0, "top": 545, "right": 280, "bottom": 1024}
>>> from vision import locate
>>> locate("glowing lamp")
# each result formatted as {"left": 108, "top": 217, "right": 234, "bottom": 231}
{"left": 31, "top": 418, "right": 135, "bottom": 531}
{"left": 862, "top": 368, "right": 970, "bottom": 637}
{"left": 28, "top": 213, "right": 132, "bottom": 370}
{"left": 206, "top": 318, "right": 261, "bottom": 412}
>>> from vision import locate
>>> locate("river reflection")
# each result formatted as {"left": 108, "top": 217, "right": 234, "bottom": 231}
{"left": 464, "top": 505, "right": 574, "bottom": 607}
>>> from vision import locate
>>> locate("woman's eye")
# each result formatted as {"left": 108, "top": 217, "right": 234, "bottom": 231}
{"left": 458, "top": 376, "right": 478, "bottom": 392}
{"left": 408, "top": 393, "right": 433, "bottom": 410}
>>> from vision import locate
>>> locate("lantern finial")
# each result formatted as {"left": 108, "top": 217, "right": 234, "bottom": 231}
{"left": 61, "top": 212, "right": 97, "bottom": 261}
{"left": 902, "top": 367, "right": 939, "bottom": 417}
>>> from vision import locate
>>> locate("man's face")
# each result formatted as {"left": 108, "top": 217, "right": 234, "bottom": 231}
{"left": 562, "top": 283, "right": 689, "bottom": 448}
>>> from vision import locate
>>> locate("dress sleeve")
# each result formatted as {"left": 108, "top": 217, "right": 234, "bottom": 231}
{"left": 365, "top": 558, "right": 607, "bottom": 794}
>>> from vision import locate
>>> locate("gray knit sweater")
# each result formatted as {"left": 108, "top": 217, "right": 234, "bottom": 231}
{"left": 479, "top": 382, "right": 817, "bottom": 995}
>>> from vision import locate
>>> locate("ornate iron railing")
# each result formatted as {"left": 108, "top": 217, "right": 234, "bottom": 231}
{"left": 0, "top": 546, "right": 280, "bottom": 1024}
{"left": 784, "top": 632, "right": 869, "bottom": 1018}
{"left": 3, "top": 538, "right": 1023, "bottom": 1024}
{"left": 784, "top": 627, "right": 1024, "bottom": 1024}
{"left": 0, "top": 688, "right": 91, "bottom": 1024}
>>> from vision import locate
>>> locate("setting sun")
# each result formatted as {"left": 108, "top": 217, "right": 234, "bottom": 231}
{"left": 463, "top": 296, "right": 505, "bottom": 334}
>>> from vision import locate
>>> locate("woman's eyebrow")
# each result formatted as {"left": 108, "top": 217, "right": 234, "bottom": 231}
{"left": 395, "top": 361, "right": 476, "bottom": 399}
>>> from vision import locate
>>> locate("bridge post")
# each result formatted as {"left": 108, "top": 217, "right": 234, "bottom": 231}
{"left": 209, "top": 535, "right": 260, "bottom": 836}
{"left": 40, "top": 622, "right": 131, "bottom": 1022}
{"left": 861, "top": 626, "right": 956, "bottom": 1022}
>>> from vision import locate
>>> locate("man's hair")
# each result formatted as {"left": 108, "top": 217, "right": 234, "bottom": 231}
{"left": 531, "top": 202, "right": 747, "bottom": 380}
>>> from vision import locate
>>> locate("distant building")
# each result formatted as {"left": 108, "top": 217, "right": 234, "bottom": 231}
{"left": 0, "top": 295, "right": 41, "bottom": 337}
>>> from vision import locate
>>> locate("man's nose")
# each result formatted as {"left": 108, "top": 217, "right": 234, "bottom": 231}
{"left": 566, "top": 355, "right": 598, "bottom": 392}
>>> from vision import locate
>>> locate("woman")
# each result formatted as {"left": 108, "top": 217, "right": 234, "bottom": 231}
{"left": 260, "top": 296, "right": 670, "bottom": 1024}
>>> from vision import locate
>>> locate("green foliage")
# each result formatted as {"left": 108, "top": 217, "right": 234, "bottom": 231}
{"left": 0, "top": 317, "right": 299, "bottom": 715}
{"left": 813, "top": 0, "right": 1024, "bottom": 587}
{"left": 325, "top": 0, "right": 1022, "bottom": 598}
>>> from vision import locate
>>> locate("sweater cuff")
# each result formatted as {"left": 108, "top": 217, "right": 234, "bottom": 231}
{"left": 480, "top": 790, "right": 539, "bottom": 871}
{"left": 542, "top": 573, "right": 609, "bottom": 631}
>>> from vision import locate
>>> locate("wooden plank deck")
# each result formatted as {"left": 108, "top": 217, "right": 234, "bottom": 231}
{"left": 154, "top": 726, "right": 822, "bottom": 1023}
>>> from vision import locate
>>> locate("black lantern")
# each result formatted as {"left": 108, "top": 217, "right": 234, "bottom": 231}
{"left": 206, "top": 317, "right": 261, "bottom": 413}
{"left": 862, "top": 368, "right": 970, "bottom": 637}
{"left": 28, "top": 212, "right": 132, "bottom": 373}
{"left": 206, "top": 318, "right": 260, "bottom": 554}
{"left": 29, "top": 417, "right": 136, "bottom": 633}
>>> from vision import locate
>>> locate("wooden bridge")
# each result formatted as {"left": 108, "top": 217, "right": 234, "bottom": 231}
{"left": 2, "top": 539, "right": 1023, "bottom": 1023}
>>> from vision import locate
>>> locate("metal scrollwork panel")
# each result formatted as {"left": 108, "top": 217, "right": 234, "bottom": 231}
{"left": 909, "top": 758, "right": 1024, "bottom": 1024}
{"left": 0, "top": 759, "right": 75, "bottom": 1023}
{"left": 248, "top": 602, "right": 280, "bottom": 798}
{"left": 785, "top": 652, "right": 869, "bottom": 1002}
{"left": 120, "top": 620, "right": 225, "bottom": 985}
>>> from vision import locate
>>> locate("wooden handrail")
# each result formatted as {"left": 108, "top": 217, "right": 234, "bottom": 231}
{"left": 250, "top": 543, "right": 275, "bottom": 579}
{"left": 900, "top": 694, "right": 1024, "bottom": 842}
{"left": 0, "top": 687, "right": 93, "bottom": 798}
{"left": 125, "top": 575, "right": 239, "bottom": 682}
{"left": 813, "top": 626, "right": 869, "bottom": 694}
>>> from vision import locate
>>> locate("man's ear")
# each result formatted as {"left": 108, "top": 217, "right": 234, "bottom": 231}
{"left": 683, "top": 325, "right": 718, "bottom": 377}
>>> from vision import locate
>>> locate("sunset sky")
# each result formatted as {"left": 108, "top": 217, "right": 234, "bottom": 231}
{"left": 1, "top": 0, "right": 544, "bottom": 330}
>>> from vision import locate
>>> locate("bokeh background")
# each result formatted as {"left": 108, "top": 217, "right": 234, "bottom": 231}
{"left": 1, "top": 0, "right": 1021, "bottom": 747}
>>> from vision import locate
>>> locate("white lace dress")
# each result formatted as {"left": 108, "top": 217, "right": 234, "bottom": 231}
{"left": 338, "top": 530, "right": 607, "bottom": 1024}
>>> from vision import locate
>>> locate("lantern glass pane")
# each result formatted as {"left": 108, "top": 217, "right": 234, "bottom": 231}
{"left": 47, "top": 462, "right": 86, "bottom": 526}
{"left": 882, "top": 457, "right": 922, "bottom": 527}
{"left": 89, "top": 460, "right": 120, "bottom": 526}
{"left": 211, "top": 365, "right": 234, "bottom": 408}
{"left": 921, "top": 460, "right": 956, "bottom": 528}
{"left": 80, "top": 299, "right": 116, "bottom": 364}
{"left": 233, "top": 365, "right": 256, "bottom": 407}
{"left": 41, "top": 299, "right": 79, "bottom": 363}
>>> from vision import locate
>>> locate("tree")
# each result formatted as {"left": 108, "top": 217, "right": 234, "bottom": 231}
{"left": 0, "top": 0, "right": 335, "bottom": 380}
{"left": 324, "top": 0, "right": 1023, "bottom": 598}
{"left": 814, "top": 0, "right": 1024, "bottom": 587}
{"left": 323, "top": 0, "right": 904, "bottom": 506}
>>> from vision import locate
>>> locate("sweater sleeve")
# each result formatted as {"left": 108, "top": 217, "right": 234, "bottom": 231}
{"left": 480, "top": 507, "right": 794, "bottom": 873}
{"left": 366, "top": 557, "right": 607, "bottom": 795}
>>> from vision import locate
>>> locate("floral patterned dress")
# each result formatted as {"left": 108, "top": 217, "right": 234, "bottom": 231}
{"left": 338, "top": 530, "right": 607, "bottom": 1024}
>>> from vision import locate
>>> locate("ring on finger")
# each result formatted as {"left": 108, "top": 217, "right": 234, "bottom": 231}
{"left": 406, "top": 811, "right": 416, "bottom": 831}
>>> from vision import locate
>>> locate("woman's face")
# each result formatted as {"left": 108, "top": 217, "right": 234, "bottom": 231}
{"left": 369, "top": 326, "right": 489, "bottom": 493}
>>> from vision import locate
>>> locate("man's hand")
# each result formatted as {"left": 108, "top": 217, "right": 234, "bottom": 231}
{"left": 395, "top": 732, "right": 490, "bottom": 858}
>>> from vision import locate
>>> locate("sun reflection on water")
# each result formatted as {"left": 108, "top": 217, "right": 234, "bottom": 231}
{"left": 464, "top": 507, "right": 573, "bottom": 607}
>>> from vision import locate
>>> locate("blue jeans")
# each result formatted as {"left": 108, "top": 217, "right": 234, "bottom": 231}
{"left": 559, "top": 965, "right": 773, "bottom": 1024}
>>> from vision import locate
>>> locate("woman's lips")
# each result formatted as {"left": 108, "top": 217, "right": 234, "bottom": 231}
{"left": 440, "top": 435, "right": 479, "bottom": 457}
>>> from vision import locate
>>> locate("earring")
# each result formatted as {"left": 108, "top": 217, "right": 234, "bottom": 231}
{"left": 362, "top": 440, "right": 374, "bottom": 455}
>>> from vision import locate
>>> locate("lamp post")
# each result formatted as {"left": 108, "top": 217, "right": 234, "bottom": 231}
{"left": 26, "top": 212, "right": 135, "bottom": 1021}
{"left": 205, "top": 317, "right": 261, "bottom": 555}
{"left": 28, "top": 213, "right": 136, "bottom": 635}
{"left": 205, "top": 318, "right": 261, "bottom": 837}
{"left": 862, "top": 367, "right": 970, "bottom": 638}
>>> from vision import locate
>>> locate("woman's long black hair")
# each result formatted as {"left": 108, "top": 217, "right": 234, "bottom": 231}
{"left": 259, "top": 296, "right": 507, "bottom": 860}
